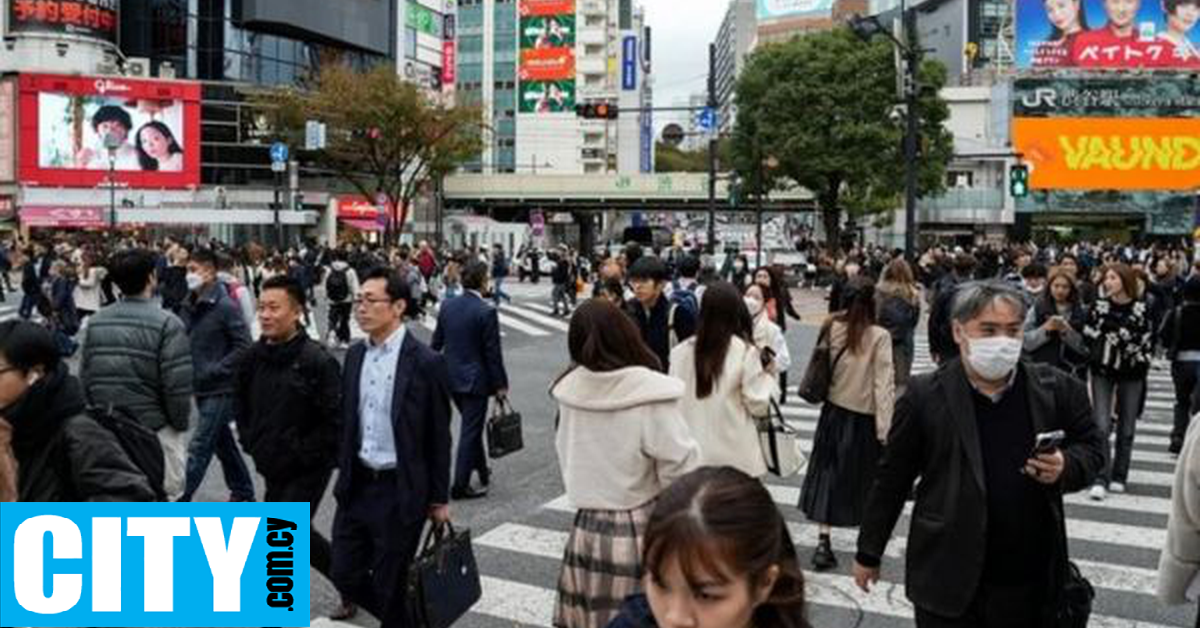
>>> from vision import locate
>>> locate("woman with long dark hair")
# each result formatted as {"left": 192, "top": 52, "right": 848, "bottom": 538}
{"left": 608, "top": 466, "right": 811, "bottom": 628}
{"left": 799, "top": 276, "right": 894, "bottom": 572}
{"left": 1024, "top": 267, "right": 1088, "bottom": 380}
{"left": 670, "top": 282, "right": 776, "bottom": 477}
{"left": 135, "top": 121, "right": 184, "bottom": 171}
{"left": 551, "top": 299, "right": 700, "bottom": 628}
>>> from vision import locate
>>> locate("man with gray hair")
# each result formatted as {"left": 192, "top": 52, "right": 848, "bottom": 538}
{"left": 853, "top": 280, "right": 1105, "bottom": 626}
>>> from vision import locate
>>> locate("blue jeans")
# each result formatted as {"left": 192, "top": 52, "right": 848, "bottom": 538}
{"left": 180, "top": 394, "right": 255, "bottom": 501}
{"left": 492, "top": 276, "right": 511, "bottom": 305}
{"left": 1090, "top": 374, "right": 1144, "bottom": 485}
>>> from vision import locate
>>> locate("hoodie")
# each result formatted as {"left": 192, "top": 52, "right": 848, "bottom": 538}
{"left": 551, "top": 366, "right": 699, "bottom": 510}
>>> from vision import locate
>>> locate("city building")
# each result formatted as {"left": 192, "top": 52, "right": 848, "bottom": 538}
{"left": 458, "top": 0, "right": 654, "bottom": 176}
{"left": 713, "top": 0, "right": 755, "bottom": 135}
{"left": 868, "top": 0, "right": 1014, "bottom": 85}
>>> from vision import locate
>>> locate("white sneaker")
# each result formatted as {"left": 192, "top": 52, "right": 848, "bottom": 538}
{"left": 1089, "top": 485, "right": 1107, "bottom": 501}
{"left": 1108, "top": 482, "right": 1126, "bottom": 494}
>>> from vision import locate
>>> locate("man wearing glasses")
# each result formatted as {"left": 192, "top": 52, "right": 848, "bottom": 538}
{"left": 330, "top": 267, "right": 453, "bottom": 626}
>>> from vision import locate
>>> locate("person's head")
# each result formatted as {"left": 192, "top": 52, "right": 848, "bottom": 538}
{"left": 566, "top": 299, "right": 660, "bottom": 372}
{"left": 1060, "top": 254, "right": 1080, "bottom": 278}
{"left": 0, "top": 320, "right": 60, "bottom": 412}
{"left": 109, "top": 248, "right": 158, "bottom": 298}
{"left": 694, "top": 283, "right": 754, "bottom": 399}
{"left": 135, "top": 121, "right": 182, "bottom": 171}
{"left": 1047, "top": 269, "right": 1078, "bottom": 306}
{"left": 1104, "top": 0, "right": 1141, "bottom": 32}
{"left": 356, "top": 267, "right": 410, "bottom": 338}
{"left": 461, "top": 260, "right": 490, "bottom": 293}
{"left": 881, "top": 258, "right": 915, "bottom": 286}
{"left": 92, "top": 105, "right": 133, "bottom": 143}
{"left": 753, "top": 268, "right": 773, "bottom": 291}
{"left": 1021, "top": 263, "right": 1049, "bottom": 295}
{"left": 1102, "top": 263, "right": 1138, "bottom": 300}
{"left": 951, "top": 281, "right": 1028, "bottom": 384}
{"left": 595, "top": 277, "right": 626, "bottom": 306}
{"left": 643, "top": 467, "right": 809, "bottom": 628}
{"left": 624, "top": 242, "right": 645, "bottom": 268}
{"left": 186, "top": 248, "right": 218, "bottom": 292}
{"left": 629, "top": 257, "right": 669, "bottom": 307}
{"left": 953, "top": 254, "right": 978, "bottom": 278}
{"left": 1165, "top": 0, "right": 1200, "bottom": 34}
{"left": 1046, "top": 0, "right": 1088, "bottom": 38}
{"left": 600, "top": 258, "right": 624, "bottom": 282}
{"left": 257, "top": 275, "right": 306, "bottom": 342}
{"left": 679, "top": 255, "right": 701, "bottom": 281}
{"left": 744, "top": 284, "right": 768, "bottom": 319}
{"left": 834, "top": 276, "right": 877, "bottom": 355}
{"left": 1154, "top": 256, "right": 1174, "bottom": 279}
{"left": 734, "top": 255, "right": 748, "bottom": 271}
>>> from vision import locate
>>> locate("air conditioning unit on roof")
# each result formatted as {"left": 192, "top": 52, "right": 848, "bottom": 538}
{"left": 125, "top": 57, "right": 150, "bottom": 77}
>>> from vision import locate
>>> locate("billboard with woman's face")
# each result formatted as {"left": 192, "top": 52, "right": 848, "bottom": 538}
{"left": 1016, "top": 0, "right": 1200, "bottom": 68}
{"left": 18, "top": 74, "right": 200, "bottom": 188}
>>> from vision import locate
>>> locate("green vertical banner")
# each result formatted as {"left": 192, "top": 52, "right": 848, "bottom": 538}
{"left": 518, "top": 0, "right": 576, "bottom": 115}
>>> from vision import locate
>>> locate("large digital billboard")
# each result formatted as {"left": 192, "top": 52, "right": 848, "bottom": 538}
{"left": 1016, "top": 0, "right": 1200, "bottom": 68}
{"left": 1014, "top": 76, "right": 1200, "bottom": 117}
{"left": 519, "top": 0, "right": 575, "bottom": 116}
{"left": 18, "top": 74, "right": 201, "bottom": 188}
{"left": 756, "top": 0, "right": 835, "bottom": 20}
{"left": 8, "top": 0, "right": 119, "bottom": 44}
{"left": 1012, "top": 117, "right": 1200, "bottom": 191}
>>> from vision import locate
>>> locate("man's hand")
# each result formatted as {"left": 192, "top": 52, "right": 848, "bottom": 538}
{"left": 1025, "top": 449, "right": 1065, "bottom": 485}
{"left": 428, "top": 504, "right": 451, "bottom": 524}
{"left": 853, "top": 561, "right": 881, "bottom": 593}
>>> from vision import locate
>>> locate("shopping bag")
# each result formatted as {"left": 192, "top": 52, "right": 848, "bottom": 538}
{"left": 487, "top": 397, "right": 524, "bottom": 459}
{"left": 406, "top": 522, "right": 482, "bottom": 628}
{"left": 757, "top": 400, "right": 807, "bottom": 477}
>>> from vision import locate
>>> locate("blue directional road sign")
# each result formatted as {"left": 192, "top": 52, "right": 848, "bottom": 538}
{"left": 697, "top": 107, "right": 717, "bottom": 132}
{"left": 270, "top": 142, "right": 289, "bottom": 164}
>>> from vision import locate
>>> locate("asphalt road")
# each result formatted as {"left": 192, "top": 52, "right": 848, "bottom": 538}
{"left": 10, "top": 282, "right": 1191, "bottom": 627}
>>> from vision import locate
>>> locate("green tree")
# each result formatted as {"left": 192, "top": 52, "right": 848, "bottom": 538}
{"left": 732, "top": 28, "right": 954, "bottom": 252}
{"left": 257, "top": 65, "right": 483, "bottom": 240}
{"left": 654, "top": 138, "right": 734, "bottom": 173}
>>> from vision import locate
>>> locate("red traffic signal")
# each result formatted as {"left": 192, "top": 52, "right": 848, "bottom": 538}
{"left": 575, "top": 102, "right": 619, "bottom": 119}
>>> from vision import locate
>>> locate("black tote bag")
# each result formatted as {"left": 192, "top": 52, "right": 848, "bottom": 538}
{"left": 406, "top": 522, "right": 482, "bottom": 628}
{"left": 487, "top": 397, "right": 524, "bottom": 459}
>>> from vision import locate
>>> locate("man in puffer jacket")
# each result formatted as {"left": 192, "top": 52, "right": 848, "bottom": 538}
{"left": 82, "top": 248, "right": 193, "bottom": 500}
{"left": 1, "top": 320, "right": 155, "bottom": 502}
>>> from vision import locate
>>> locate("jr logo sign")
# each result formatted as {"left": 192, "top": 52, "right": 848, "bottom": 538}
{"left": 0, "top": 503, "right": 310, "bottom": 627}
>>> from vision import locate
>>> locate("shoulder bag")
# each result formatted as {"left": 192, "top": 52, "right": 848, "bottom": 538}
{"left": 797, "top": 321, "right": 848, "bottom": 404}
{"left": 406, "top": 522, "right": 482, "bottom": 628}
{"left": 757, "top": 400, "right": 807, "bottom": 477}
{"left": 487, "top": 397, "right": 524, "bottom": 459}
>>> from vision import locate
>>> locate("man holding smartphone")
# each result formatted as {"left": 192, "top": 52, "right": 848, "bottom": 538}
{"left": 853, "top": 280, "right": 1105, "bottom": 627}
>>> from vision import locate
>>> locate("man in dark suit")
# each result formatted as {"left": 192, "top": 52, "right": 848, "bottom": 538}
{"left": 854, "top": 280, "right": 1104, "bottom": 627}
{"left": 432, "top": 260, "right": 509, "bottom": 500}
{"left": 331, "top": 267, "right": 453, "bottom": 628}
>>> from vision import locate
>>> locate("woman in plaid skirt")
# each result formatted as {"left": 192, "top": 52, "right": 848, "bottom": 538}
{"left": 551, "top": 300, "right": 701, "bottom": 628}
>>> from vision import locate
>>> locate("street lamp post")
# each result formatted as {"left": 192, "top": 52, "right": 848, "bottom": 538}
{"left": 103, "top": 132, "right": 120, "bottom": 230}
{"left": 755, "top": 136, "right": 779, "bottom": 269}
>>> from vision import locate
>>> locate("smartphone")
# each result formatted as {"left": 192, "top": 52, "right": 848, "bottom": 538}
{"left": 1032, "top": 430, "right": 1066, "bottom": 456}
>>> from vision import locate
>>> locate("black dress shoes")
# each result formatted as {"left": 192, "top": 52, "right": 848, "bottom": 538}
{"left": 451, "top": 485, "right": 489, "bottom": 500}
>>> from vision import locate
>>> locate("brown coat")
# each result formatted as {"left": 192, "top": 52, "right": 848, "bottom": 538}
{"left": 0, "top": 418, "right": 16, "bottom": 502}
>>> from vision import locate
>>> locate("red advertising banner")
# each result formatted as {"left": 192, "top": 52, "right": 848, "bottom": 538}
{"left": 442, "top": 41, "right": 457, "bottom": 84}
{"left": 20, "top": 206, "right": 106, "bottom": 228}
{"left": 9, "top": 0, "right": 119, "bottom": 44}
{"left": 519, "top": 47, "right": 576, "bottom": 81}
{"left": 519, "top": 0, "right": 575, "bottom": 17}
{"left": 335, "top": 196, "right": 381, "bottom": 220}
{"left": 17, "top": 73, "right": 202, "bottom": 189}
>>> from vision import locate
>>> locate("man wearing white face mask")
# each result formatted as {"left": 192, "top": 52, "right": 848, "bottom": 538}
{"left": 853, "top": 280, "right": 1105, "bottom": 627}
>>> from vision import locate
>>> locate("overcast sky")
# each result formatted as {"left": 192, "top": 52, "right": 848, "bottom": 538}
{"left": 644, "top": 0, "right": 731, "bottom": 131}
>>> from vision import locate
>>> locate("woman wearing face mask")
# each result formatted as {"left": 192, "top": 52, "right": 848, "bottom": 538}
{"left": 670, "top": 283, "right": 777, "bottom": 478}
{"left": 608, "top": 466, "right": 811, "bottom": 628}
{"left": 875, "top": 258, "right": 921, "bottom": 392}
{"left": 0, "top": 320, "right": 155, "bottom": 502}
{"left": 745, "top": 284, "right": 792, "bottom": 382}
{"left": 1024, "top": 268, "right": 1088, "bottom": 381}
{"left": 753, "top": 266, "right": 801, "bottom": 402}
{"left": 727, "top": 255, "right": 751, "bottom": 290}
{"left": 800, "top": 276, "right": 893, "bottom": 572}
{"left": 1082, "top": 263, "right": 1153, "bottom": 502}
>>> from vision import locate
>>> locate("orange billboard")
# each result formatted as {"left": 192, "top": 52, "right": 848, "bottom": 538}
{"left": 1013, "top": 117, "right": 1200, "bottom": 191}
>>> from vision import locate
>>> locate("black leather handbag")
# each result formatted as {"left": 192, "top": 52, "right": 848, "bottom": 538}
{"left": 797, "top": 322, "right": 848, "bottom": 404}
{"left": 406, "top": 522, "right": 482, "bottom": 628}
{"left": 487, "top": 397, "right": 524, "bottom": 459}
{"left": 1055, "top": 560, "right": 1094, "bottom": 628}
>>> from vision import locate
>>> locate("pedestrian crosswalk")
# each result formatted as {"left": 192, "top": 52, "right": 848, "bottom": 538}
{"left": 461, "top": 337, "right": 1195, "bottom": 628}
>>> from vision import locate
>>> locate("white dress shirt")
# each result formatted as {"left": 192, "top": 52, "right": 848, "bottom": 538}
{"left": 358, "top": 325, "right": 406, "bottom": 470}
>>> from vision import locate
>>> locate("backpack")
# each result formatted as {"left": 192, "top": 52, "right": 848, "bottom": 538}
{"left": 670, "top": 281, "right": 699, "bottom": 320}
{"left": 327, "top": 268, "right": 350, "bottom": 302}
{"left": 88, "top": 405, "right": 167, "bottom": 501}
{"left": 224, "top": 279, "right": 244, "bottom": 304}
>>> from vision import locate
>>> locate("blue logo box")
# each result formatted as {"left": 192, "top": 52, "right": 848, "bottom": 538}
{"left": 0, "top": 502, "right": 310, "bottom": 627}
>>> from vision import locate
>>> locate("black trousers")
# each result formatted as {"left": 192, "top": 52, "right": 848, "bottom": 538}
{"left": 453, "top": 393, "right": 489, "bottom": 489}
{"left": 915, "top": 581, "right": 1044, "bottom": 628}
{"left": 264, "top": 468, "right": 334, "bottom": 581}
{"left": 331, "top": 469, "right": 426, "bottom": 628}
{"left": 328, "top": 301, "right": 353, "bottom": 344}
{"left": 1171, "top": 360, "right": 1200, "bottom": 447}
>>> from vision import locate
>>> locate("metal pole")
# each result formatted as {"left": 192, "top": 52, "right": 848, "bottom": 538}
{"left": 707, "top": 42, "right": 718, "bottom": 255}
{"left": 902, "top": 0, "right": 919, "bottom": 260}
{"left": 756, "top": 139, "right": 764, "bottom": 269}
{"left": 273, "top": 170, "right": 283, "bottom": 250}
{"left": 108, "top": 156, "right": 116, "bottom": 230}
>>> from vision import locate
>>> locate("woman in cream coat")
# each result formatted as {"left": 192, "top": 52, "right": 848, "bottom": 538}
{"left": 670, "top": 282, "right": 777, "bottom": 477}
{"left": 1158, "top": 417, "right": 1200, "bottom": 627}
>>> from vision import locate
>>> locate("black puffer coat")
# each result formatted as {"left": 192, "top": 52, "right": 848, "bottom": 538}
{"left": 9, "top": 363, "right": 156, "bottom": 502}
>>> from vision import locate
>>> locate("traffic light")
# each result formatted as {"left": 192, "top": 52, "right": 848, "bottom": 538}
{"left": 1010, "top": 164, "right": 1030, "bottom": 198}
{"left": 575, "top": 102, "right": 619, "bottom": 119}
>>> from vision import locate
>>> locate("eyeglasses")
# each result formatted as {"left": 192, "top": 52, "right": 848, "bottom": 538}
{"left": 353, "top": 296, "right": 394, "bottom": 307}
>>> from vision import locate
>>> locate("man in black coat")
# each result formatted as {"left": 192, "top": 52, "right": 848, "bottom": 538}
{"left": 234, "top": 274, "right": 341, "bottom": 580}
{"left": 854, "top": 280, "right": 1104, "bottom": 627}
{"left": 625, "top": 256, "right": 696, "bottom": 373}
{"left": 331, "top": 267, "right": 453, "bottom": 628}
{"left": 432, "top": 260, "right": 508, "bottom": 500}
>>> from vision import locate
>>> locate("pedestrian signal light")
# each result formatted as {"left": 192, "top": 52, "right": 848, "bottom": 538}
{"left": 1010, "top": 164, "right": 1029, "bottom": 198}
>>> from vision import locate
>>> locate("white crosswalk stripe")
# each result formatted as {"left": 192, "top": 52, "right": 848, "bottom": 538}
{"left": 457, "top": 336, "right": 1192, "bottom": 627}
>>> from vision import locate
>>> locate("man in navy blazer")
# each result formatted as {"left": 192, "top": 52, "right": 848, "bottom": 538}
{"left": 432, "top": 259, "right": 509, "bottom": 500}
{"left": 331, "top": 267, "right": 453, "bottom": 627}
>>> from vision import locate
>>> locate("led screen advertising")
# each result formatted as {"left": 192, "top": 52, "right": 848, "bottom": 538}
{"left": 18, "top": 73, "right": 201, "bottom": 189}
{"left": 1015, "top": 0, "right": 1200, "bottom": 68}
{"left": 756, "top": 0, "right": 835, "bottom": 20}
{"left": 8, "top": 0, "right": 119, "bottom": 44}
{"left": 519, "top": 0, "right": 575, "bottom": 115}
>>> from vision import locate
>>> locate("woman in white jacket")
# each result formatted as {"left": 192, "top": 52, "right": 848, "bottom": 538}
{"left": 745, "top": 283, "right": 792, "bottom": 381}
{"left": 72, "top": 251, "right": 106, "bottom": 319}
{"left": 670, "top": 282, "right": 777, "bottom": 477}
{"left": 1158, "top": 417, "right": 1200, "bottom": 628}
{"left": 551, "top": 299, "right": 700, "bottom": 628}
